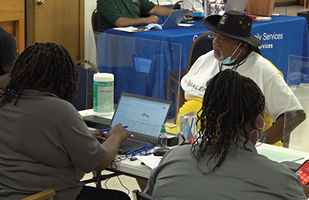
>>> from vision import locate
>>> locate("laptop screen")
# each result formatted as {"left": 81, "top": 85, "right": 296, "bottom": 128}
{"left": 110, "top": 93, "right": 172, "bottom": 138}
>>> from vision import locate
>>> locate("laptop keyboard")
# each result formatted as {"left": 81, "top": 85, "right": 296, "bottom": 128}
{"left": 120, "top": 138, "right": 151, "bottom": 150}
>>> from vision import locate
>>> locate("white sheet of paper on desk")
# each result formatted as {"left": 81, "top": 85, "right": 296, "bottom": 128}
{"left": 136, "top": 155, "right": 162, "bottom": 169}
{"left": 258, "top": 149, "right": 304, "bottom": 163}
{"left": 113, "top": 26, "right": 143, "bottom": 33}
{"left": 178, "top": 23, "right": 194, "bottom": 27}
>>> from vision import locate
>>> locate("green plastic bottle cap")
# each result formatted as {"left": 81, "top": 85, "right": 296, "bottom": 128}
{"left": 160, "top": 124, "right": 166, "bottom": 133}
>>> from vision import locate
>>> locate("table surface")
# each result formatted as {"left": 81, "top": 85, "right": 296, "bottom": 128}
{"left": 80, "top": 110, "right": 309, "bottom": 179}
{"left": 107, "top": 143, "right": 309, "bottom": 179}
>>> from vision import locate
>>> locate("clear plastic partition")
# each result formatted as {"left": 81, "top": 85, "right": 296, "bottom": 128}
{"left": 284, "top": 55, "right": 309, "bottom": 152}
{"left": 91, "top": 32, "right": 182, "bottom": 119}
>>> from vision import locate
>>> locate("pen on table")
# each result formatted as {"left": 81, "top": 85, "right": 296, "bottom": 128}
{"left": 99, "top": 126, "right": 129, "bottom": 133}
{"left": 141, "top": 152, "right": 152, "bottom": 156}
{"left": 130, "top": 157, "right": 138, "bottom": 161}
{"left": 126, "top": 145, "right": 154, "bottom": 156}
{"left": 130, "top": 152, "right": 152, "bottom": 161}
{"left": 132, "top": 145, "right": 154, "bottom": 156}
{"left": 125, "top": 145, "right": 148, "bottom": 156}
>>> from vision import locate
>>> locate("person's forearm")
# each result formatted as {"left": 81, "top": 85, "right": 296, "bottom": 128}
{"left": 94, "top": 134, "right": 122, "bottom": 171}
{"left": 114, "top": 17, "right": 149, "bottom": 27}
{"left": 264, "top": 113, "right": 306, "bottom": 144}
{"left": 149, "top": 5, "right": 172, "bottom": 16}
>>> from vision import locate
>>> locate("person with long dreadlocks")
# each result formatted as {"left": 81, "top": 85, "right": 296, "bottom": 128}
{"left": 177, "top": 10, "right": 305, "bottom": 147}
{"left": 145, "top": 70, "right": 309, "bottom": 200}
{"left": 0, "top": 42, "right": 130, "bottom": 200}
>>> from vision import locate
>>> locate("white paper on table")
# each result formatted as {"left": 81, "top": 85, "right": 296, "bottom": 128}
{"left": 256, "top": 17, "right": 272, "bottom": 21}
{"left": 113, "top": 26, "right": 149, "bottom": 33}
{"left": 178, "top": 23, "right": 194, "bottom": 27}
{"left": 135, "top": 155, "right": 162, "bottom": 169}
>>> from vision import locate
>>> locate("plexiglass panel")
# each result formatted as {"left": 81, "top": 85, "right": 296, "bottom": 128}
{"left": 284, "top": 55, "right": 309, "bottom": 152}
{"left": 82, "top": 32, "right": 182, "bottom": 119}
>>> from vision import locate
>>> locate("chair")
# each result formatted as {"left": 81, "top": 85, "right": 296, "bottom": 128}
{"left": 21, "top": 189, "right": 55, "bottom": 200}
{"left": 91, "top": 9, "right": 100, "bottom": 49}
{"left": 82, "top": 170, "right": 121, "bottom": 188}
{"left": 166, "top": 31, "right": 214, "bottom": 100}
{"left": 132, "top": 189, "right": 162, "bottom": 200}
{"left": 91, "top": 9, "right": 98, "bottom": 32}
{"left": 172, "top": 0, "right": 183, "bottom": 9}
{"left": 75, "top": 59, "right": 99, "bottom": 111}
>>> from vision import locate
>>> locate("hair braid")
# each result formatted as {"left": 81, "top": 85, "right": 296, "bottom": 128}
{"left": 0, "top": 42, "right": 79, "bottom": 106}
{"left": 192, "top": 70, "right": 265, "bottom": 174}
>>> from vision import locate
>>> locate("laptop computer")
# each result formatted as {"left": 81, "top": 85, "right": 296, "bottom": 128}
{"left": 224, "top": 0, "right": 248, "bottom": 13}
{"left": 110, "top": 92, "right": 172, "bottom": 154}
{"left": 161, "top": 9, "right": 188, "bottom": 29}
{"left": 143, "top": 9, "right": 188, "bottom": 30}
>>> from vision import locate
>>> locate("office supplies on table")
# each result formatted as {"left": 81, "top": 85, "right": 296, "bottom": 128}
{"left": 141, "top": 152, "right": 152, "bottom": 156}
{"left": 135, "top": 155, "right": 162, "bottom": 169}
{"left": 110, "top": 92, "right": 172, "bottom": 154}
{"left": 145, "top": 23, "right": 163, "bottom": 30}
{"left": 126, "top": 145, "right": 154, "bottom": 156}
{"left": 130, "top": 157, "right": 138, "bottom": 161}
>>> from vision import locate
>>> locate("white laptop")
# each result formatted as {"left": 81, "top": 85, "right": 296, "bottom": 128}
{"left": 110, "top": 92, "right": 172, "bottom": 154}
{"left": 144, "top": 9, "right": 188, "bottom": 30}
{"left": 224, "top": 0, "right": 248, "bottom": 13}
{"left": 161, "top": 9, "right": 188, "bottom": 29}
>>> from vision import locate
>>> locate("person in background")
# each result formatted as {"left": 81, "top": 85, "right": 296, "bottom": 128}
{"left": 0, "top": 26, "right": 17, "bottom": 89}
{"left": 145, "top": 70, "right": 309, "bottom": 200}
{"left": 181, "top": 0, "right": 203, "bottom": 13}
{"left": 0, "top": 42, "right": 130, "bottom": 200}
{"left": 177, "top": 10, "right": 305, "bottom": 146}
{"left": 97, "top": 0, "right": 191, "bottom": 32}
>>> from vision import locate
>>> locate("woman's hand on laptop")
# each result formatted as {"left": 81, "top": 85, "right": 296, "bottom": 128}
{"left": 109, "top": 123, "right": 131, "bottom": 143}
{"left": 95, "top": 124, "right": 131, "bottom": 171}
{"left": 90, "top": 129, "right": 107, "bottom": 143}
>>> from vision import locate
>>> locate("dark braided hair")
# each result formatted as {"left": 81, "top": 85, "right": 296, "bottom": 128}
{"left": 192, "top": 70, "right": 265, "bottom": 174}
{"left": 0, "top": 42, "right": 79, "bottom": 106}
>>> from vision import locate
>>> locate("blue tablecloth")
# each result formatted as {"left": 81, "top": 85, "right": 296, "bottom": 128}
{"left": 98, "top": 15, "right": 309, "bottom": 118}
{"left": 102, "top": 15, "right": 309, "bottom": 84}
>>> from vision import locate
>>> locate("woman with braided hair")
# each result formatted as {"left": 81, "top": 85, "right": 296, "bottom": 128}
{"left": 0, "top": 43, "right": 130, "bottom": 200}
{"left": 145, "top": 70, "right": 309, "bottom": 200}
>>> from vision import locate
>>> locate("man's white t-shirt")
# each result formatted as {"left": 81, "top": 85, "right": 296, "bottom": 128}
{"left": 181, "top": 50, "right": 303, "bottom": 121}
{"left": 181, "top": 0, "right": 204, "bottom": 13}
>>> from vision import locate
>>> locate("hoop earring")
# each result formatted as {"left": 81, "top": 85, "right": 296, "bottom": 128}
{"left": 249, "top": 129, "right": 259, "bottom": 143}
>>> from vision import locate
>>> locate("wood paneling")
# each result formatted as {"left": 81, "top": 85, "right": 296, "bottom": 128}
{"left": 26, "top": 0, "right": 84, "bottom": 62}
{"left": 0, "top": 0, "right": 25, "bottom": 54}
{"left": 246, "top": 0, "right": 275, "bottom": 16}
